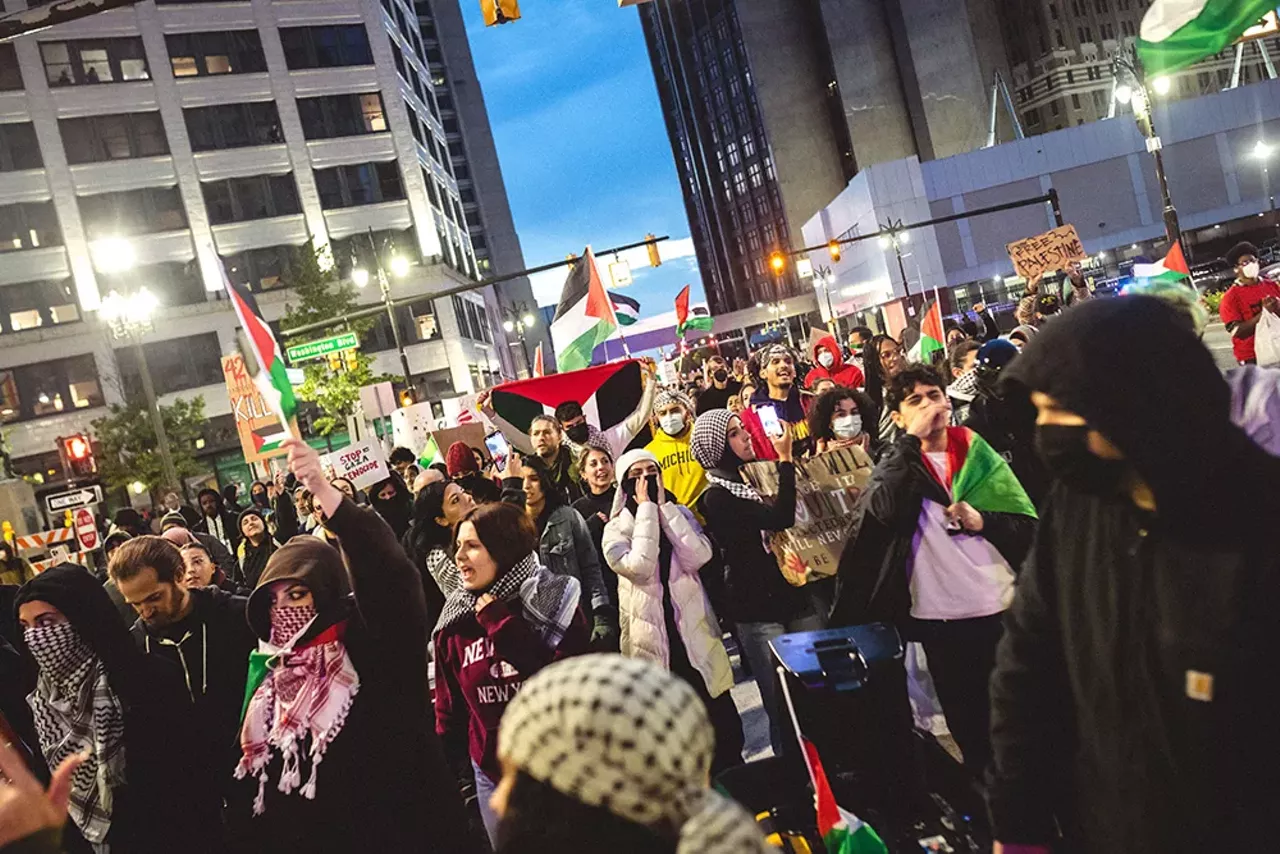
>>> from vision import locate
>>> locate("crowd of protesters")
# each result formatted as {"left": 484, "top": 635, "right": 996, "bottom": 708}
{"left": 2, "top": 244, "right": 1279, "bottom": 853}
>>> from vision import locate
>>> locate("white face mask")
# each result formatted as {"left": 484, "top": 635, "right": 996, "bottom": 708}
{"left": 817, "top": 351, "right": 834, "bottom": 368}
{"left": 1243, "top": 261, "right": 1261, "bottom": 280}
{"left": 832, "top": 414, "right": 862, "bottom": 440}
{"left": 659, "top": 413, "right": 686, "bottom": 436}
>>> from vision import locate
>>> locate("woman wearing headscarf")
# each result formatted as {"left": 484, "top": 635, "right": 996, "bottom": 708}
{"left": 366, "top": 471, "right": 413, "bottom": 540}
{"left": 602, "top": 449, "right": 743, "bottom": 774}
{"left": 433, "top": 501, "right": 590, "bottom": 846}
{"left": 493, "top": 655, "right": 768, "bottom": 853}
{"left": 403, "top": 479, "right": 475, "bottom": 601}
{"left": 691, "top": 410, "right": 824, "bottom": 759}
{"left": 235, "top": 438, "right": 476, "bottom": 853}
{"left": 15, "top": 565, "right": 222, "bottom": 852}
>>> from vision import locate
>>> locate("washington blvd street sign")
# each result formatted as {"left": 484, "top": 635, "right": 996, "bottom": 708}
{"left": 285, "top": 332, "right": 360, "bottom": 364}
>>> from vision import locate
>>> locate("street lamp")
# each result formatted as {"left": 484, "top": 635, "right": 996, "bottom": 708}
{"left": 877, "top": 219, "right": 914, "bottom": 313}
{"left": 501, "top": 304, "right": 537, "bottom": 378}
{"left": 350, "top": 228, "right": 413, "bottom": 391}
{"left": 1252, "top": 138, "right": 1275, "bottom": 212}
{"left": 1112, "top": 48, "right": 1184, "bottom": 257}
{"left": 813, "top": 265, "right": 838, "bottom": 333}
{"left": 99, "top": 280, "right": 181, "bottom": 493}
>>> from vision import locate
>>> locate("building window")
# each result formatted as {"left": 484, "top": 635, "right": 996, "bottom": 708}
{"left": 166, "top": 31, "right": 266, "bottom": 77}
{"left": 1055, "top": 29, "right": 1065, "bottom": 49}
{"left": 0, "top": 202, "right": 62, "bottom": 252}
{"left": 185, "top": 102, "right": 282, "bottom": 151}
{"left": 41, "top": 38, "right": 149, "bottom": 86}
{"left": 221, "top": 245, "right": 294, "bottom": 292}
{"left": 747, "top": 161, "right": 763, "bottom": 188}
{"left": 1050, "top": 100, "right": 1060, "bottom": 116}
{"left": 409, "top": 298, "right": 438, "bottom": 341}
{"left": 78, "top": 187, "right": 187, "bottom": 238}
{"left": 1071, "top": 93, "right": 1081, "bottom": 109}
{"left": 280, "top": 25, "right": 373, "bottom": 69}
{"left": 0, "top": 123, "right": 40, "bottom": 171}
{"left": 202, "top": 174, "right": 302, "bottom": 224}
{"left": 98, "top": 261, "right": 204, "bottom": 308}
{"left": 0, "top": 279, "right": 78, "bottom": 333}
{"left": 331, "top": 227, "right": 415, "bottom": 276}
{"left": 60, "top": 112, "right": 168, "bottom": 164}
{"left": 115, "top": 332, "right": 223, "bottom": 399}
{"left": 0, "top": 44, "right": 22, "bottom": 91}
{"left": 313, "top": 162, "right": 405, "bottom": 209}
{"left": 296, "top": 92, "right": 386, "bottom": 139}
{"left": 1048, "top": 2, "right": 1058, "bottom": 19}
{"left": 0, "top": 355, "right": 103, "bottom": 423}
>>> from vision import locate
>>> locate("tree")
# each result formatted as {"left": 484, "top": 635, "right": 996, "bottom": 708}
{"left": 281, "top": 239, "right": 390, "bottom": 435}
{"left": 91, "top": 396, "right": 207, "bottom": 492}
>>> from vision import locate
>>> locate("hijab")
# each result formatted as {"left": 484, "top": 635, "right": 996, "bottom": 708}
{"left": 367, "top": 472, "right": 412, "bottom": 539}
{"left": 690, "top": 409, "right": 765, "bottom": 504}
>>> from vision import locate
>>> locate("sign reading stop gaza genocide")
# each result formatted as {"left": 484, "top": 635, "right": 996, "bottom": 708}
{"left": 1006, "top": 224, "right": 1087, "bottom": 284}
{"left": 741, "top": 445, "right": 875, "bottom": 586}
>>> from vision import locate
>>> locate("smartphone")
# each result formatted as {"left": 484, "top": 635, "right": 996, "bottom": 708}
{"left": 757, "top": 404, "right": 784, "bottom": 439}
{"left": 484, "top": 431, "right": 510, "bottom": 471}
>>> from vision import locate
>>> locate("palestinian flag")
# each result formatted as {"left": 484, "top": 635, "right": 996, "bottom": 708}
{"left": 675, "top": 284, "right": 714, "bottom": 336}
{"left": 418, "top": 433, "right": 442, "bottom": 469}
{"left": 944, "top": 427, "right": 1038, "bottom": 518}
{"left": 1133, "top": 241, "right": 1191, "bottom": 284}
{"left": 533, "top": 343, "right": 545, "bottom": 377}
{"left": 906, "top": 299, "right": 945, "bottom": 364}
{"left": 1137, "top": 0, "right": 1277, "bottom": 75}
{"left": 610, "top": 291, "right": 639, "bottom": 326}
{"left": 551, "top": 248, "right": 617, "bottom": 372}
{"left": 801, "top": 738, "right": 888, "bottom": 854}
{"left": 220, "top": 260, "right": 297, "bottom": 452}
{"left": 489, "top": 359, "right": 645, "bottom": 438}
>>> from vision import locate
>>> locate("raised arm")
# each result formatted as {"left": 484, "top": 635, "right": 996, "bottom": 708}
{"left": 478, "top": 390, "right": 535, "bottom": 455}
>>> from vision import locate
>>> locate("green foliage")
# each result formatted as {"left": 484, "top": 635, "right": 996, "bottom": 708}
{"left": 282, "top": 239, "right": 392, "bottom": 435}
{"left": 91, "top": 396, "right": 207, "bottom": 492}
{"left": 1202, "top": 287, "right": 1225, "bottom": 316}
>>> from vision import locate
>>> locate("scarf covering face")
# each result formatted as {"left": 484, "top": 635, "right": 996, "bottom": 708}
{"left": 236, "top": 603, "right": 360, "bottom": 815}
{"left": 499, "top": 655, "right": 769, "bottom": 853}
{"left": 434, "top": 552, "right": 580, "bottom": 646}
{"left": 690, "top": 410, "right": 765, "bottom": 504}
{"left": 947, "top": 368, "right": 981, "bottom": 403}
{"left": 25, "top": 622, "right": 126, "bottom": 845}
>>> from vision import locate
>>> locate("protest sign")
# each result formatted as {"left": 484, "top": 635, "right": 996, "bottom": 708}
{"left": 1006, "top": 224, "right": 1087, "bottom": 284}
{"left": 222, "top": 354, "right": 290, "bottom": 465}
{"left": 741, "top": 444, "right": 874, "bottom": 586}
{"left": 326, "top": 440, "right": 390, "bottom": 490}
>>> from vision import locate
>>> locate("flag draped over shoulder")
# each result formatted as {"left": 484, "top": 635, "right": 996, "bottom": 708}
{"left": 490, "top": 360, "right": 644, "bottom": 438}
{"left": 1137, "top": 0, "right": 1277, "bottom": 75}
{"left": 675, "top": 284, "right": 714, "bottom": 336}
{"left": 947, "top": 427, "right": 1038, "bottom": 518}
{"left": 550, "top": 248, "right": 617, "bottom": 372}
{"left": 220, "top": 260, "right": 296, "bottom": 453}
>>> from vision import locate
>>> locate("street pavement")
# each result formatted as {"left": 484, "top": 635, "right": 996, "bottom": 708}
{"left": 1203, "top": 321, "right": 1237, "bottom": 371}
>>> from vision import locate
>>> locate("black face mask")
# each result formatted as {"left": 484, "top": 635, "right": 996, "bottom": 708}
{"left": 622, "top": 475, "right": 660, "bottom": 504}
{"left": 565, "top": 423, "right": 589, "bottom": 444}
{"left": 712, "top": 369, "right": 728, "bottom": 383}
{"left": 1035, "top": 424, "right": 1127, "bottom": 495}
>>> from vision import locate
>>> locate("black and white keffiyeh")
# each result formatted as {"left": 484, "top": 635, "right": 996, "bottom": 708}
{"left": 25, "top": 622, "right": 126, "bottom": 846}
{"left": 691, "top": 409, "right": 766, "bottom": 504}
{"left": 433, "top": 552, "right": 580, "bottom": 647}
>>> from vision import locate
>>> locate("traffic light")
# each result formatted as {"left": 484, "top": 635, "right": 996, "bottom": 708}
{"left": 326, "top": 352, "right": 342, "bottom": 373}
{"left": 645, "top": 233, "right": 662, "bottom": 268}
{"left": 769, "top": 252, "right": 786, "bottom": 273}
{"left": 828, "top": 240, "right": 841, "bottom": 263}
{"left": 480, "top": 0, "right": 520, "bottom": 26}
{"left": 399, "top": 389, "right": 415, "bottom": 407}
{"left": 342, "top": 349, "right": 359, "bottom": 372}
{"left": 58, "top": 434, "right": 95, "bottom": 479}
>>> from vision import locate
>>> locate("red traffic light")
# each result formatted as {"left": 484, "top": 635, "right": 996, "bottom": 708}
{"left": 66, "top": 435, "right": 90, "bottom": 460}
{"left": 58, "top": 434, "right": 96, "bottom": 479}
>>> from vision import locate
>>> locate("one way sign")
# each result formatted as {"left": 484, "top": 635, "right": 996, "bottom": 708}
{"left": 45, "top": 486, "right": 103, "bottom": 514}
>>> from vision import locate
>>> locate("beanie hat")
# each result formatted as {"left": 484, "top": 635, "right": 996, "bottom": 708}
{"left": 159, "top": 511, "right": 188, "bottom": 531}
{"left": 160, "top": 527, "right": 197, "bottom": 548}
{"left": 498, "top": 655, "right": 768, "bottom": 853}
{"left": 445, "top": 441, "right": 478, "bottom": 477}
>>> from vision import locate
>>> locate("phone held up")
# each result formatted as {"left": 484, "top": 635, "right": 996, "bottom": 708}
{"left": 756, "top": 403, "right": 784, "bottom": 439}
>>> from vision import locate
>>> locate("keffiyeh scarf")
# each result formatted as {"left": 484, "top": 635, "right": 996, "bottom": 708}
{"left": 434, "top": 552, "right": 580, "bottom": 649}
{"left": 25, "top": 623, "right": 126, "bottom": 846}
{"left": 236, "top": 605, "right": 360, "bottom": 815}
{"left": 691, "top": 409, "right": 766, "bottom": 504}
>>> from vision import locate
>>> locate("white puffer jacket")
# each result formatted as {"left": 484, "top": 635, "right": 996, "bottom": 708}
{"left": 603, "top": 475, "right": 734, "bottom": 698}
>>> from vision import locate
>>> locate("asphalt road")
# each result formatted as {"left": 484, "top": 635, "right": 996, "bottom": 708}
{"left": 1203, "top": 320, "right": 1238, "bottom": 371}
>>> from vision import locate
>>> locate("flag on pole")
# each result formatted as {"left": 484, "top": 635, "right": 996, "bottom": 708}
{"left": 533, "top": 343, "right": 545, "bottom": 377}
{"left": 801, "top": 738, "right": 889, "bottom": 854}
{"left": 220, "top": 260, "right": 297, "bottom": 453}
{"left": 418, "top": 433, "right": 441, "bottom": 469}
{"left": 609, "top": 291, "right": 640, "bottom": 326}
{"left": 675, "top": 284, "right": 714, "bottom": 336}
{"left": 906, "top": 299, "right": 945, "bottom": 364}
{"left": 550, "top": 248, "right": 617, "bottom": 372}
{"left": 1137, "top": 0, "right": 1277, "bottom": 75}
{"left": 1132, "top": 241, "right": 1191, "bottom": 284}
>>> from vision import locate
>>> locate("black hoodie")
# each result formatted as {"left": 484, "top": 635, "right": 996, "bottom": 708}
{"left": 987, "top": 297, "right": 1280, "bottom": 853}
{"left": 196, "top": 488, "right": 241, "bottom": 552}
{"left": 14, "top": 565, "right": 223, "bottom": 853}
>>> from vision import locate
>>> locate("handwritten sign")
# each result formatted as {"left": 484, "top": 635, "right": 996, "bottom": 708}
{"left": 222, "top": 354, "right": 289, "bottom": 465}
{"left": 1006, "top": 224, "right": 1087, "bottom": 284}
{"left": 741, "top": 445, "right": 874, "bottom": 586}
{"left": 326, "top": 440, "right": 390, "bottom": 490}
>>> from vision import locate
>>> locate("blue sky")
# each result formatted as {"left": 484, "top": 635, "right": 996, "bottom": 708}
{"left": 458, "top": 0, "right": 705, "bottom": 316}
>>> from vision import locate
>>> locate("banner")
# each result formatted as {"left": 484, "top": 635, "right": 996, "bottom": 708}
{"left": 1006, "top": 224, "right": 1087, "bottom": 284}
{"left": 741, "top": 445, "right": 875, "bottom": 585}
{"left": 222, "top": 354, "right": 290, "bottom": 465}
{"left": 324, "top": 440, "right": 390, "bottom": 490}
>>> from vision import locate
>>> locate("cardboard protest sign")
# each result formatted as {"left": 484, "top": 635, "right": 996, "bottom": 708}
{"left": 325, "top": 440, "right": 390, "bottom": 490}
{"left": 222, "top": 354, "right": 290, "bottom": 465}
{"left": 1006, "top": 224, "right": 1086, "bottom": 284}
{"left": 741, "top": 445, "right": 875, "bottom": 586}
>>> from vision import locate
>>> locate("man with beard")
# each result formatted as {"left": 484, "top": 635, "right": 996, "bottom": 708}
{"left": 987, "top": 297, "right": 1280, "bottom": 854}
{"left": 695, "top": 355, "right": 742, "bottom": 414}
{"left": 747, "top": 344, "right": 812, "bottom": 457}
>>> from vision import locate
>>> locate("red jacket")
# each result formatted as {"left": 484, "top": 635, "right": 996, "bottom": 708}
{"left": 805, "top": 332, "right": 865, "bottom": 389}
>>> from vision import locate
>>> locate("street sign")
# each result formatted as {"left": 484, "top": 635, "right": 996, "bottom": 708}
{"left": 285, "top": 332, "right": 359, "bottom": 364}
{"left": 74, "top": 506, "right": 99, "bottom": 551}
{"left": 45, "top": 485, "right": 102, "bottom": 514}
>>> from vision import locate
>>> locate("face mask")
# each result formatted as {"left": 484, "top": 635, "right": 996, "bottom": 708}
{"left": 831, "top": 414, "right": 862, "bottom": 440}
{"left": 1243, "top": 261, "right": 1260, "bottom": 279}
{"left": 24, "top": 622, "right": 93, "bottom": 684}
{"left": 622, "top": 475, "right": 660, "bottom": 504}
{"left": 1035, "top": 424, "right": 1127, "bottom": 495}
{"left": 269, "top": 603, "right": 317, "bottom": 647}
{"left": 712, "top": 369, "right": 728, "bottom": 383}
{"left": 817, "top": 351, "right": 834, "bottom": 368}
{"left": 564, "top": 423, "right": 589, "bottom": 444}
{"left": 659, "top": 413, "right": 686, "bottom": 436}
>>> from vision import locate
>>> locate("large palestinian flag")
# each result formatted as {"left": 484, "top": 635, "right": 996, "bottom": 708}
{"left": 489, "top": 359, "right": 645, "bottom": 439}
{"left": 1137, "top": 0, "right": 1277, "bottom": 75}
{"left": 220, "top": 260, "right": 297, "bottom": 452}
{"left": 550, "top": 248, "right": 617, "bottom": 372}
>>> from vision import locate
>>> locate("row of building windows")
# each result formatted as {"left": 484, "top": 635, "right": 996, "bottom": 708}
{"left": 451, "top": 294, "right": 492, "bottom": 343}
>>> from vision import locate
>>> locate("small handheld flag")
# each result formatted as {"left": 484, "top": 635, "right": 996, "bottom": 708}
{"left": 220, "top": 260, "right": 297, "bottom": 452}
{"left": 675, "top": 284, "right": 714, "bottom": 336}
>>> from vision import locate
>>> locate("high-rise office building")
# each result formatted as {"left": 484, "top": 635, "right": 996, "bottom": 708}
{"left": 0, "top": 0, "right": 521, "bottom": 493}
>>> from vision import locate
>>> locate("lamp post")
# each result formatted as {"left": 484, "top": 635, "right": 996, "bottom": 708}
{"left": 813, "top": 265, "right": 838, "bottom": 334}
{"left": 99, "top": 284, "right": 180, "bottom": 492}
{"left": 1113, "top": 51, "right": 1185, "bottom": 257}
{"left": 351, "top": 228, "right": 412, "bottom": 393}
{"left": 878, "top": 221, "right": 914, "bottom": 315}
{"left": 1253, "top": 138, "right": 1276, "bottom": 213}
{"left": 501, "top": 304, "right": 537, "bottom": 378}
